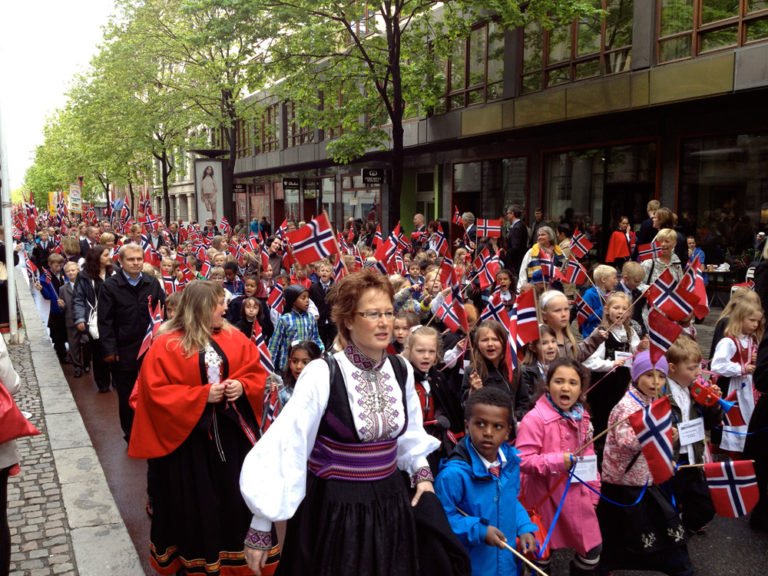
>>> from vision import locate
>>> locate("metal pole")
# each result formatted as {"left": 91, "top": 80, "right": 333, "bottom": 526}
{"left": 0, "top": 102, "right": 21, "bottom": 343}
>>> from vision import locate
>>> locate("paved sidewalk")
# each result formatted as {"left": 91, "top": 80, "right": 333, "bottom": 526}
{"left": 7, "top": 273, "right": 142, "bottom": 575}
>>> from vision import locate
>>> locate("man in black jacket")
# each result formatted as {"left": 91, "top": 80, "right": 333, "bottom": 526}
{"left": 98, "top": 244, "right": 165, "bottom": 441}
{"left": 503, "top": 205, "right": 527, "bottom": 279}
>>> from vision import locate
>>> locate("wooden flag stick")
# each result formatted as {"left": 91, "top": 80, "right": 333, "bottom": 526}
{"left": 573, "top": 413, "right": 633, "bottom": 456}
{"left": 455, "top": 507, "right": 549, "bottom": 576}
{"left": 678, "top": 459, "right": 754, "bottom": 470}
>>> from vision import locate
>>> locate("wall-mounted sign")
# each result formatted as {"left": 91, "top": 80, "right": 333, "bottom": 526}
{"left": 362, "top": 168, "right": 384, "bottom": 185}
{"left": 282, "top": 178, "right": 300, "bottom": 189}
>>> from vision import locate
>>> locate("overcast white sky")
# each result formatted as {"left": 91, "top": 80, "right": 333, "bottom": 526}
{"left": 0, "top": 1, "right": 117, "bottom": 190}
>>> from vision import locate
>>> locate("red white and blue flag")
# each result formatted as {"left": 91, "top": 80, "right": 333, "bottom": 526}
{"left": 569, "top": 229, "right": 593, "bottom": 260}
{"left": 646, "top": 268, "right": 694, "bottom": 322}
{"left": 475, "top": 218, "right": 503, "bottom": 239}
{"left": 506, "top": 309, "right": 520, "bottom": 381}
{"left": 219, "top": 217, "right": 231, "bottom": 235}
{"left": 162, "top": 276, "right": 179, "bottom": 295}
{"left": 704, "top": 460, "right": 759, "bottom": 518}
{"left": 480, "top": 290, "right": 510, "bottom": 328}
{"left": 473, "top": 247, "right": 500, "bottom": 290}
{"left": 512, "top": 289, "right": 539, "bottom": 346}
{"left": 680, "top": 257, "right": 709, "bottom": 320}
{"left": 539, "top": 251, "right": 563, "bottom": 283}
{"left": 137, "top": 299, "right": 164, "bottom": 359}
{"left": 433, "top": 223, "right": 450, "bottom": 258}
{"left": 436, "top": 284, "right": 469, "bottom": 334}
{"left": 573, "top": 293, "right": 596, "bottom": 329}
{"left": 439, "top": 257, "right": 456, "bottom": 287}
{"left": 267, "top": 283, "right": 285, "bottom": 314}
{"left": 647, "top": 308, "right": 683, "bottom": 364}
{"left": 637, "top": 242, "right": 660, "bottom": 262}
{"left": 250, "top": 320, "right": 275, "bottom": 374}
{"left": 374, "top": 222, "right": 402, "bottom": 264}
{"left": 372, "top": 225, "right": 383, "bottom": 250}
{"left": 333, "top": 258, "right": 347, "bottom": 282}
{"left": 564, "top": 257, "right": 589, "bottom": 286}
{"left": 628, "top": 396, "right": 676, "bottom": 484}
{"left": 453, "top": 206, "right": 463, "bottom": 227}
{"left": 284, "top": 214, "right": 339, "bottom": 266}
{"left": 275, "top": 219, "right": 289, "bottom": 240}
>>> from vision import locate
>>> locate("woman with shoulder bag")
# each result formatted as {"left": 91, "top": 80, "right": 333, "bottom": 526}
{"left": 73, "top": 245, "right": 112, "bottom": 393}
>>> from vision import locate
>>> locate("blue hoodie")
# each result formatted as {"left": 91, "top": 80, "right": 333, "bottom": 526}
{"left": 435, "top": 438, "right": 537, "bottom": 576}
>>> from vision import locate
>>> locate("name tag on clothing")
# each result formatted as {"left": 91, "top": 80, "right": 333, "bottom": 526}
{"left": 571, "top": 455, "right": 598, "bottom": 483}
{"left": 678, "top": 417, "right": 705, "bottom": 447}
{"left": 614, "top": 351, "right": 633, "bottom": 368}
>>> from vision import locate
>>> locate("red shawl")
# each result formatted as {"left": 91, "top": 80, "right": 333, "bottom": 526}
{"left": 128, "top": 327, "right": 266, "bottom": 459}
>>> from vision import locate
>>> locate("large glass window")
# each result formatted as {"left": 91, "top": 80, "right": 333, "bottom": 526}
{"left": 341, "top": 173, "right": 380, "bottom": 222}
{"left": 523, "top": 0, "right": 633, "bottom": 93}
{"left": 235, "top": 119, "right": 253, "bottom": 158}
{"left": 658, "top": 0, "right": 768, "bottom": 62}
{"left": 286, "top": 102, "right": 315, "bottom": 147}
{"left": 452, "top": 157, "right": 528, "bottom": 220}
{"left": 436, "top": 21, "right": 504, "bottom": 113}
{"left": 543, "top": 143, "right": 657, "bottom": 259}
{"left": 260, "top": 103, "right": 280, "bottom": 153}
{"left": 679, "top": 133, "right": 768, "bottom": 264}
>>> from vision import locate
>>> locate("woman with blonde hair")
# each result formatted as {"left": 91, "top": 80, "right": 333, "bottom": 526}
{"left": 128, "top": 281, "right": 272, "bottom": 575}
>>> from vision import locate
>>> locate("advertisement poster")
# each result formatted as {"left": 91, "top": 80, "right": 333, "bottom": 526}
{"left": 68, "top": 184, "right": 82, "bottom": 214}
{"left": 195, "top": 159, "right": 224, "bottom": 224}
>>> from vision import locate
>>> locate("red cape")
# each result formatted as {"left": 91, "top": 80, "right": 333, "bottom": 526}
{"left": 128, "top": 327, "right": 266, "bottom": 459}
{"left": 605, "top": 230, "right": 635, "bottom": 262}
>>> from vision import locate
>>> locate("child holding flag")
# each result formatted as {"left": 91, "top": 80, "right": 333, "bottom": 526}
{"left": 596, "top": 351, "right": 693, "bottom": 576}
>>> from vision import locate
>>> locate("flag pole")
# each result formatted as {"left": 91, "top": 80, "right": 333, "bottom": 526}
{"left": 573, "top": 413, "right": 633, "bottom": 456}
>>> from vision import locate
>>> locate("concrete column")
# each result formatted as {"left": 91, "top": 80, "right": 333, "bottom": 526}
{"left": 187, "top": 194, "right": 196, "bottom": 223}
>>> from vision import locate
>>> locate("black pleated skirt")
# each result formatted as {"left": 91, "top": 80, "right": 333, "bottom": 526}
{"left": 277, "top": 471, "right": 419, "bottom": 576}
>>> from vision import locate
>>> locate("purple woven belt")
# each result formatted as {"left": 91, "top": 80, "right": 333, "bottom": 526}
{"left": 308, "top": 435, "right": 398, "bottom": 481}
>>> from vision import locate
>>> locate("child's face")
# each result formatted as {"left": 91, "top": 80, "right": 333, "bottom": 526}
{"left": 408, "top": 264, "right": 420, "bottom": 277}
{"left": 166, "top": 305, "right": 177, "bottom": 320}
{"left": 496, "top": 273, "right": 512, "bottom": 291}
{"left": 477, "top": 328, "right": 503, "bottom": 364}
{"left": 243, "top": 300, "right": 259, "bottom": 321}
{"left": 294, "top": 265, "right": 307, "bottom": 280}
{"left": 289, "top": 348, "right": 313, "bottom": 381}
{"left": 210, "top": 272, "right": 225, "bottom": 284}
{"left": 601, "top": 272, "right": 618, "bottom": 292}
{"left": 213, "top": 254, "right": 226, "bottom": 267}
{"left": 64, "top": 265, "right": 78, "bottom": 282}
{"left": 244, "top": 279, "right": 258, "bottom": 297}
{"left": 318, "top": 266, "right": 332, "bottom": 282}
{"left": 636, "top": 369, "right": 665, "bottom": 397}
{"left": 668, "top": 358, "right": 701, "bottom": 387}
{"left": 466, "top": 403, "right": 512, "bottom": 463}
{"left": 393, "top": 319, "right": 410, "bottom": 344}
{"left": 263, "top": 265, "right": 273, "bottom": 280}
{"left": 161, "top": 261, "right": 174, "bottom": 275}
{"left": 606, "top": 300, "right": 629, "bottom": 325}
{"left": 548, "top": 366, "right": 582, "bottom": 412}
{"left": 225, "top": 269, "right": 237, "bottom": 282}
{"left": 293, "top": 292, "right": 310, "bottom": 312}
{"left": 743, "top": 313, "right": 762, "bottom": 336}
{"left": 49, "top": 261, "right": 62, "bottom": 274}
{"left": 544, "top": 296, "right": 570, "bottom": 331}
{"left": 538, "top": 333, "right": 558, "bottom": 363}
{"left": 405, "top": 335, "right": 437, "bottom": 373}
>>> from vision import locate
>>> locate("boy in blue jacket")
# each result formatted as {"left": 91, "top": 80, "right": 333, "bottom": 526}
{"left": 435, "top": 387, "right": 537, "bottom": 575}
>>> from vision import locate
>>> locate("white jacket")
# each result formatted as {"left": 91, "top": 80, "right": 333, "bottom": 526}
{"left": 0, "top": 335, "right": 22, "bottom": 470}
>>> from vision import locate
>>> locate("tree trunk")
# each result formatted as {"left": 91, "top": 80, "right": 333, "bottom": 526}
{"left": 161, "top": 149, "right": 172, "bottom": 226}
{"left": 128, "top": 181, "right": 135, "bottom": 216}
{"left": 389, "top": 118, "right": 404, "bottom": 231}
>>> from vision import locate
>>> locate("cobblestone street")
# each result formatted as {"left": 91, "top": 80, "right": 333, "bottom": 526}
{"left": 6, "top": 340, "right": 77, "bottom": 576}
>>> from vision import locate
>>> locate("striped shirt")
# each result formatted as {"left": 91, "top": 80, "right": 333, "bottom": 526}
{"left": 268, "top": 310, "right": 324, "bottom": 371}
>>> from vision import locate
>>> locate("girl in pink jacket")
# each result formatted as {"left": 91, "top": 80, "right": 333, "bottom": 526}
{"left": 516, "top": 357, "right": 602, "bottom": 576}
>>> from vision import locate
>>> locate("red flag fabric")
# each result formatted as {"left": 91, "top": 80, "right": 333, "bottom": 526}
{"left": 647, "top": 308, "right": 683, "bottom": 364}
{"left": 439, "top": 257, "right": 456, "bottom": 287}
{"left": 646, "top": 269, "right": 693, "bottom": 322}
{"left": 436, "top": 285, "right": 469, "bottom": 334}
{"left": 374, "top": 223, "right": 401, "bottom": 263}
{"left": 564, "top": 257, "right": 589, "bottom": 286}
{"left": 473, "top": 247, "right": 500, "bottom": 290}
{"left": 480, "top": 290, "right": 510, "bottom": 327}
{"left": 704, "top": 460, "right": 759, "bottom": 518}
{"left": 637, "top": 242, "right": 659, "bottom": 262}
{"left": 475, "top": 218, "right": 503, "bottom": 238}
{"left": 512, "top": 289, "right": 538, "bottom": 346}
{"left": 453, "top": 206, "right": 463, "bottom": 227}
{"left": 284, "top": 214, "right": 338, "bottom": 266}
{"left": 137, "top": 299, "right": 164, "bottom": 359}
{"left": 628, "top": 396, "right": 675, "bottom": 484}
{"left": 569, "top": 229, "right": 593, "bottom": 260}
{"left": 267, "top": 284, "right": 285, "bottom": 314}
{"left": 250, "top": 320, "right": 275, "bottom": 374}
{"left": 573, "top": 293, "right": 596, "bottom": 329}
{"left": 679, "top": 258, "right": 709, "bottom": 320}
{"left": 505, "top": 309, "right": 519, "bottom": 382}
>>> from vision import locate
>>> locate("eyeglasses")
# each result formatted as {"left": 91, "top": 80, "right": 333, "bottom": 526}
{"left": 356, "top": 311, "right": 395, "bottom": 321}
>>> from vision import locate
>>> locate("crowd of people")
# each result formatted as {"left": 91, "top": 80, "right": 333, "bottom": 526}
{"left": 2, "top": 199, "right": 768, "bottom": 576}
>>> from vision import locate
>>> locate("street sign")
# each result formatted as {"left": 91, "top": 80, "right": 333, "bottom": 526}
{"left": 304, "top": 178, "right": 320, "bottom": 191}
{"left": 282, "top": 178, "right": 300, "bottom": 189}
{"left": 234, "top": 183, "right": 246, "bottom": 194}
{"left": 362, "top": 168, "right": 384, "bottom": 184}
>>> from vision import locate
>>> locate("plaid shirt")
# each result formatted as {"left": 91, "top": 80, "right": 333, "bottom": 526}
{"left": 268, "top": 309, "right": 324, "bottom": 372}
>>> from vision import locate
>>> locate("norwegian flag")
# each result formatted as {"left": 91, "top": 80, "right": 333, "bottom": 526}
{"left": 436, "top": 284, "right": 469, "bottom": 334}
{"left": 393, "top": 250, "right": 407, "bottom": 275}
{"left": 637, "top": 242, "right": 660, "bottom": 262}
{"left": 250, "top": 320, "right": 275, "bottom": 374}
{"left": 285, "top": 214, "right": 338, "bottom": 266}
{"left": 647, "top": 308, "right": 683, "bottom": 364}
{"left": 512, "top": 289, "right": 539, "bottom": 346}
{"left": 539, "top": 251, "right": 563, "bottom": 283}
{"left": 433, "top": 223, "right": 450, "bottom": 258}
{"left": 439, "top": 257, "right": 455, "bottom": 287}
{"left": 162, "top": 276, "right": 179, "bottom": 295}
{"left": 281, "top": 246, "right": 295, "bottom": 271}
{"left": 139, "top": 189, "right": 152, "bottom": 216}
{"left": 646, "top": 268, "right": 693, "bottom": 322}
{"left": 564, "top": 257, "right": 589, "bottom": 286}
{"left": 720, "top": 387, "right": 747, "bottom": 446}
{"left": 473, "top": 247, "right": 500, "bottom": 290}
{"left": 198, "top": 254, "right": 212, "bottom": 279}
{"left": 247, "top": 232, "right": 261, "bottom": 253}
{"left": 219, "top": 217, "right": 231, "bottom": 235}
{"left": 704, "top": 460, "right": 759, "bottom": 518}
{"left": 374, "top": 222, "right": 402, "bottom": 264}
{"left": 143, "top": 213, "right": 160, "bottom": 233}
{"left": 333, "top": 258, "right": 347, "bottom": 282}
{"left": 275, "top": 219, "right": 289, "bottom": 240}
{"left": 267, "top": 283, "right": 285, "bottom": 314}
{"left": 573, "top": 293, "right": 596, "bottom": 329}
{"left": 569, "top": 229, "right": 593, "bottom": 260}
{"left": 25, "top": 259, "right": 38, "bottom": 280}
{"left": 260, "top": 243, "right": 271, "bottom": 271}
{"left": 453, "top": 206, "right": 463, "bottom": 227}
{"left": 261, "top": 385, "right": 282, "bottom": 434}
{"left": 137, "top": 299, "right": 164, "bottom": 359}
{"left": 628, "top": 396, "right": 676, "bottom": 484}
{"left": 480, "top": 290, "right": 510, "bottom": 328}
{"left": 680, "top": 257, "right": 709, "bottom": 320}
{"left": 372, "top": 225, "right": 383, "bottom": 250}
{"left": 506, "top": 309, "right": 520, "bottom": 381}
{"left": 475, "top": 218, "right": 502, "bottom": 239}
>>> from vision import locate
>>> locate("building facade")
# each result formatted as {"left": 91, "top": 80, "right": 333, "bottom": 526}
{"left": 225, "top": 2, "right": 767, "bottom": 263}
